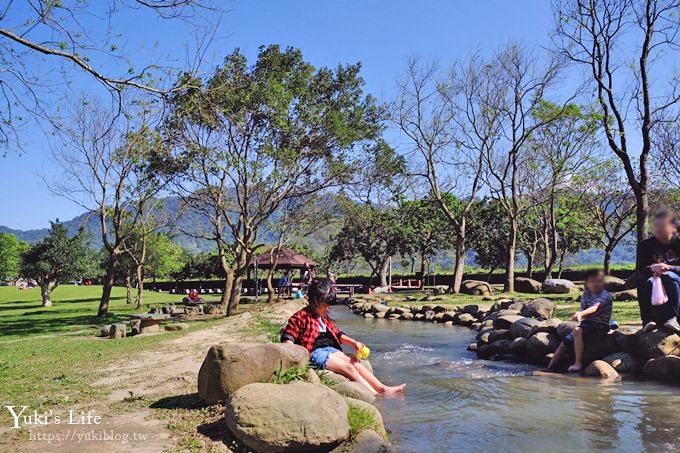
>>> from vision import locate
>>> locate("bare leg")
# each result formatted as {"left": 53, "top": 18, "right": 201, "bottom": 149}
{"left": 568, "top": 327, "right": 583, "bottom": 372}
{"left": 547, "top": 343, "right": 567, "bottom": 370}
{"left": 325, "top": 353, "right": 405, "bottom": 395}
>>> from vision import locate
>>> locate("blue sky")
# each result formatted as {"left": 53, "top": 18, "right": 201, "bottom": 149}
{"left": 0, "top": 0, "right": 554, "bottom": 230}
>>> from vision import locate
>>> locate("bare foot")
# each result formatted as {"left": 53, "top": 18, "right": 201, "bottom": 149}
{"left": 567, "top": 364, "right": 582, "bottom": 373}
{"left": 381, "top": 384, "right": 406, "bottom": 397}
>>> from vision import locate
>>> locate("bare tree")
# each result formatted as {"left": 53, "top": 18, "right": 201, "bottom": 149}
{"left": 0, "top": 0, "right": 219, "bottom": 153}
{"left": 553, "top": 0, "right": 680, "bottom": 242}
{"left": 652, "top": 123, "right": 680, "bottom": 190}
{"left": 580, "top": 160, "right": 637, "bottom": 274}
{"left": 394, "top": 55, "right": 489, "bottom": 293}
{"left": 480, "top": 43, "right": 562, "bottom": 292}
{"left": 50, "top": 97, "right": 165, "bottom": 317}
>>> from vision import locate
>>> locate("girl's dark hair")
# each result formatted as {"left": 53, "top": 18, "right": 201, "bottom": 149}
{"left": 307, "top": 278, "right": 336, "bottom": 310}
{"left": 655, "top": 208, "right": 679, "bottom": 229}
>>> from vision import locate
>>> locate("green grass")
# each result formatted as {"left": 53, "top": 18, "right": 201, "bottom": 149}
{"left": 347, "top": 405, "right": 380, "bottom": 438}
{"left": 270, "top": 366, "right": 309, "bottom": 384}
{"left": 0, "top": 284, "right": 225, "bottom": 340}
{"left": 242, "top": 317, "right": 285, "bottom": 342}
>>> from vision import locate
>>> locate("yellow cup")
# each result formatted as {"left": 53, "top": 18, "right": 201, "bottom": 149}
{"left": 357, "top": 346, "right": 370, "bottom": 360}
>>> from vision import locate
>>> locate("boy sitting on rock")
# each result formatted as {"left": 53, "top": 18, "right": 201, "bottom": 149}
{"left": 281, "top": 278, "right": 405, "bottom": 396}
{"left": 547, "top": 269, "right": 613, "bottom": 373}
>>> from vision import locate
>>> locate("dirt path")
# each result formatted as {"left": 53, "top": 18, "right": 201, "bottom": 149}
{"left": 8, "top": 300, "right": 304, "bottom": 453}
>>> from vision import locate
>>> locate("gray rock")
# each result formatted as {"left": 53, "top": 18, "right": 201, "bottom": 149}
{"left": 424, "top": 310, "right": 435, "bottom": 321}
{"left": 603, "top": 276, "right": 626, "bottom": 292}
{"left": 509, "top": 337, "right": 528, "bottom": 355}
{"left": 460, "top": 280, "right": 493, "bottom": 296}
{"left": 520, "top": 298, "right": 556, "bottom": 320}
{"left": 109, "top": 323, "right": 127, "bottom": 339}
{"left": 99, "top": 325, "right": 111, "bottom": 337}
{"left": 526, "top": 332, "right": 560, "bottom": 358}
{"left": 226, "top": 382, "right": 349, "bottom": 452}
{"left": 333, "top": 381, "right": 375, "bottom": 403}
{"left": 584, "top": 360, "right": 620, "bottom": 378}
{"left": 197, "top": 342, "right": 309, "bottom": 404}
{"left": 493, "top": 314, "right": 524, "bottom": 330}
{"left": 467, "top": 342, "right": 478, "bottom": 352}
{"left": 399, "top": 313, "right": 414, "bottom": 321}
{"left": 541, "top": 279, "right": 577, "bottom": 294}
{"left": 582, "top": 334, "right": 619, "bottom": 364}
{"left": 477, "top": 339, "right": 513, "bottom": 359}
{"left": 371, "top": 304, "right": 389, "bottom": 313}
{"left": 342, "top": 429, "right": 393, "bottom": 453}
{"left": 510, "top": 318, "right": 540, "bottom": 339}
{"left": 514, "top": 277, "right": 542, "bottom": 294}
{"left": 532, "top": 318, "right": 562, "bottom": 335}
{"left": 601, "top": 352, "right": 641, "bottom": 374}
{"left": 556, "top": 321, "right": 578, "bottom": 339}
{"left": 614, "top": 289, "right": 637, "bottom": 301}
{"left": 165, "top": 322, "right": 189, "bottom": 332}
{"left": 636, "top": 330, "right": 680, "bottom": 360}
{"left": 343, "top": 397, "right": 387, "bottom": 440}
{"left": 488, "top": 329, "right": 514, "bottom": 343}
{"left": 642, "top": 355, "right": 680, "bottom": 380}
{"left": 456, "top": 313, "right": 475, "bottom": 326}
{"left": 462, "top": 304, "right": 480, "bottom": 316}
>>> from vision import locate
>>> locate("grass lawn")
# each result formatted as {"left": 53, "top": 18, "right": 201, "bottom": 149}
{"left": 0, "top": 285, "right": 229, "bottom": 414}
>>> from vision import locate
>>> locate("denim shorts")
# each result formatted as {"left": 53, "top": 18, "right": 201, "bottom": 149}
{"left": 309, "top": 346, "right": 341, "bottom": 369}
{"left": 563, "top": 323, "right": 609, "bottom": 348}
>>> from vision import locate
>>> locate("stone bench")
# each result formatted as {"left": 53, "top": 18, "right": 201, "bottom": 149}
{"left": 129, "top": 313, "right": 171, "bottom": 334}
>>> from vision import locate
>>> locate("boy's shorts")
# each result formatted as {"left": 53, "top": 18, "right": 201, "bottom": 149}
{"left": 309, "top": 346, "right": 342, "bottom": 369}
{"left": 563, "top": 323, "right": 609, "bottom": 349}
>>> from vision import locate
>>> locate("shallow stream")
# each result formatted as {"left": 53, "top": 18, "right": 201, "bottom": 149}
{"left": 333, "top": 308, "right": 680, "bottom": 452}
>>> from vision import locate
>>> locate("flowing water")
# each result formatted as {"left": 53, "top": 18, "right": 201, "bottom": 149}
{"left": 332, "top": 308, "right": 680, "bottom": 453}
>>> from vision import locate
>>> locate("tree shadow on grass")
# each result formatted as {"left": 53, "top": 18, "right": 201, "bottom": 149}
{"left": 0, "top": 312, "right": 129, "bottom": 337}
{"left": 150, "top": 393, "right": 207, "bottom": 410}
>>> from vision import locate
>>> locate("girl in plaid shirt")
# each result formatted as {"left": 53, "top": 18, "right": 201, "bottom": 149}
{"left": 282, "top": 278, "right": 405, "bottom": 396}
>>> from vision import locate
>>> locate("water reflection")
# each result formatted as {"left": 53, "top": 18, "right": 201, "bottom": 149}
{"left": 332, "top": 307, "right": 680, "bottom": 453}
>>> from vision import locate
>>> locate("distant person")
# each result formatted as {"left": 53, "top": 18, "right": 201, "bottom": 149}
{"left": 278, "top": 271, "right": 290, "bottom": 298}
{"left": 281, "top": 278, "right": 405, "bottom": 396}
{"left": 183, "top": 289, "right": 203, "bottom": 305}
{"left": 326, "top": 269, "right": 336, "bottom": 284}
{"left": 547, "top": 269, "right": 613, "bottom": 373}
{"left": 636, "top": 209, "right": 680, "bottom": 333}
{"left": 302, "top": 262, "right": 313, "bottom": 285}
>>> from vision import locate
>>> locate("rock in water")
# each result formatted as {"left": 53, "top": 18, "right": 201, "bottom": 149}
{"left": 477, "top": 339, "right": 513, "bottom": 359}
{"left": 541, "top": 279, "right": 577, "bottom": 294}
{"left": 520, "top": 298, "right": 556, "bottom": 320}
{"left": 333, "top": 381, "right": 375, "bottom": 403}
{"left": 493, "top": 314, "right": 524, "bottom": 330}
{"left": 584, "top": 360, "right": 620, "bottom": 378}
{"left": 460, "top": 280, "right": 493, "bottom": 296}
{"left": 526, "top": 332, "right": 560, "bottom": 358}
{"left": 488, "top": 329, "right": 514, "bottom": 343}
{"left": 642, "top": 355, "right": 680, "bottom": 380}
{"left": 636, "top": 330, "right": 680, "bottom": 360}
{"left": 601, "top": 352, "right": 641, "bottom": 374}
{"left": 226, "top": 382, "right": 349, "bottom": 452}
{"left": 514, "top": 277, "right": 542, "bottom": 294}
{"left": 198, "top": 342, "right": 309, "bottom": 404}
{"left": 510, "top": 318, "right": 540, "bottom": 339}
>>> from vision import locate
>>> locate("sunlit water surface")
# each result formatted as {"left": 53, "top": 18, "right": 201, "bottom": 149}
{"left": 332, "top": 307, "right": 680, "bottom": 453}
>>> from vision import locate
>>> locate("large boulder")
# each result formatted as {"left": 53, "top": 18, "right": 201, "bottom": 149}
{"left": 493, "top": 314, "right": 524, "bottom": 330}
{"left": 583, "top": 360, "right": 620, "bottom": 379}
{"left": 488, "top": 329, "right": 514, "bottom": 343}
{"left": 601, "top": 352, "right": 642, "bottom": 374}
{"left": 541, "top": 279, "right": 577, "bottom": 294}
{"left": 556, "top": 321, "right": 578, "bottom": 339}
{"left": 532, "top": 318, "right": 562, "bottom": 335}
{"left": 333, "top": 381, "right": 375, "bottom": 403}
{"left": 520, "top": 298, "right": 556, "bottom": 320}
{"left": 603, "top": 276, "right": 626, "bottom": 292}
{"left": 509, "top": 337, "right": 528, "bottom": 355}
{"left": 613, "top": 289, "right": 637, "bottom": 301}
{"left": 461, "top": 280, "right": 493, "bottom": 296}
{"left": 477, "top": 339, "right": 513, "bottom": 360}
{"left": 526, "top": 332, "right": 560, "bottom": 358}
{"left": 510, "top": 318, "right": 540, "bottom": 339}
{"left": 341, "top": 429, "right": 393, "bottom": 453}
{"left": 198, "top": 342, "right": 309, "bottom": 404}
{"left": 455, "top": 313, "right": 476, "bottom": 326}
{"left": 344, "top": 397, "right": 387, "bottom": 440}
{"left": 642, "top": 355, "right": 680, "bottom": 380}
{"left": 226, "top": 382, "right": 349, "bottom": 452}
{"left": 636, "top": 330, "right": 680, "bottom": 360}
{"left": 514, "top": 277, "right": 542, "bottom": 294}
{"left": 581, "top": 333, "right": 619, "bottom": 364}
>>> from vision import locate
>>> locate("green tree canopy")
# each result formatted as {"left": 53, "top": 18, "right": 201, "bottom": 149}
{"left": 0, "top": 233, "right": 29, "bottom": 280}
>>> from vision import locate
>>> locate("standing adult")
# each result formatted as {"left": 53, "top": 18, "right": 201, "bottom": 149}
{"left": 637, "top": 209, "right": 680, "bottom": 332}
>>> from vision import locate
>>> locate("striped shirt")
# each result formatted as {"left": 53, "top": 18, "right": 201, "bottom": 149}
{"left": 581, "top": 289, "right": 613, "bottom": 327}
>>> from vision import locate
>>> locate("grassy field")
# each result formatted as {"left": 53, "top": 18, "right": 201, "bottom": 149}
{"left": 0, "top": 285, "right": 230, "bottom": 412}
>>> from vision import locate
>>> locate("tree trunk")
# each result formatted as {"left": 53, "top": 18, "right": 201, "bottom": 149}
{"left": 266, "top": 268, "right": 275, "bottom": 304}
{"left": 526, "top": 250, "right": 534, "bottom": 279}
{"left": 126, "top": 276, "right": 133, "bottom": 305}
{"left": 451, "top": 231, "right": 466, "bottom": 294}
{"left": 220, "top": 270, "right": 234, "bottom": 307}
{"left": 228, "top": 276, "right": 243, "bottom": 316}
{"left": 603, "top": 246, "right": 613, "bottom": 276}
{"left": 135, "top": 264, "right": 144, "bottom": 308}
{"left": 504, "top": 217, "right": 517, "bottom": 292}
{"left": 98, "top": 254, "right": 118, "bottom": 317}
{"left": 377, "top": 260, "right": 390, "bottom": 288}
{"left": 635, "top": 190, "right": 649, "bottom": 244}
{"left": 41, "top": 282, "right": 52, "bottom": 307}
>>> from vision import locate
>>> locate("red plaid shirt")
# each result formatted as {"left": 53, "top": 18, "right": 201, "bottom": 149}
{"left": 281, "top": 307, "right": 344, "bottom": 353}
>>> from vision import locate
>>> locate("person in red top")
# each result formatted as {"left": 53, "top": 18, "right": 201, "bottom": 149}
{"left": 281, "top": 278, "right": 405, "bottom": 396}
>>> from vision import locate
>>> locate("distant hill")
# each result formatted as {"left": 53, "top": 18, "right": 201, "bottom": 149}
{"left": 0, "top": 195, "right": 637, "bottom": 265}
